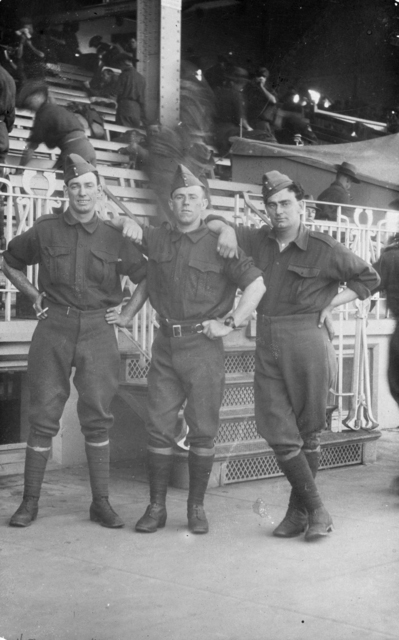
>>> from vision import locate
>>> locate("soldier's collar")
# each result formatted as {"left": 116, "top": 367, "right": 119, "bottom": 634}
{"left": 169, "top": 219, "right": 209, "bottom": 243}
{"left": 64, "top": 208, "right": 99, "bottom": 234}
{"left": 269, "top": 222, "right": 309, "bottom": 250}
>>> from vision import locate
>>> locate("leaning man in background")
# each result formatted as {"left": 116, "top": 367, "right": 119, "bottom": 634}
{"left": 107, "top": 164, "right": 265, "bottom": 534}
{"left": 2, "top": 154, "right": 147, "bottom": 528}
{"left": 207, "top": 170, "right": 379, "bottom": 541}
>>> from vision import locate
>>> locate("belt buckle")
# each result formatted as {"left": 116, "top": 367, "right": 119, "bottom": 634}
{"left": 172, "top": 324, "right": 182, "bottom": 338}
{"left": 194, "top": 323, "right": 203, "bottom": 334}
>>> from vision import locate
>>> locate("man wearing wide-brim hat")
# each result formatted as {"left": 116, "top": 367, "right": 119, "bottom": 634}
{"left": 316, "top": 161, "right": 361, "bottom": 222}
{"left": 2, "top": 154, "right": 147, "bottom": 529}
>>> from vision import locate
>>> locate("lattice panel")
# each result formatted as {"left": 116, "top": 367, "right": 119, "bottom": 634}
{"left": 224, "top": 353, "right": 255, "bottom": 375}
{"left": 320, "top": 443, "right": 362, "bottom": 468}
{"left": 222, "top": 385, "right": 254, "bottom": 407}
{"left": 225, "top": 454, "right": 281, "bottom": 483}
{"left": 126, "top": 357, "right": 151, "bottom": 381}
{"left": 216, "top": 419, "right": 261, "bottom": 444}
{"left": 223, "top": 442, "right": 363, "bottom": 484}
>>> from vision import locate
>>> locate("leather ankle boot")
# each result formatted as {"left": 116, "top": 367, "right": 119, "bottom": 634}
{"left": 187, "top": 504, "right": 209, "bottom": 534}
{"left": 9, "top": 497, "right": 39, "bottom": 527}
{"left": 273, "top": 505, "right": 308, "bottom": 538}
{"left": 89, "top": 497, "right": 124, "bottom": 528}
{"left": 135, "top": 503, "right": 167, "bottom": 533}
{"left": 305, "top": 506, "right": 334, "bottom": 541}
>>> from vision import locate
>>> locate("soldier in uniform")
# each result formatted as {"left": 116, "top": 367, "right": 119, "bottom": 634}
{"left": 206, "top": 170, "right": 379, "bottom": 541}
{"left": 2, "top": 154, "right": 147, "bottom": 528}
{"left": 106, "top": 164, "right": 265, "bottom": 534}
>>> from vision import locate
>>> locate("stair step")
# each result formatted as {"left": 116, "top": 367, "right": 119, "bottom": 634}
{"left": 171, "top": 429, "right": 382, "bottom": 488}
{"left": 120, "top": 348, "right": 256, "bottom": 385}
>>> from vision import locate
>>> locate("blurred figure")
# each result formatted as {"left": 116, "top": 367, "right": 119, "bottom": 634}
{"left": 16, "top": 18, "right": 46, "bottom": 82}
{"left": 245, "top": 66, "right": 277, "bottom": 141}
{"left": 180, "top": 60, "right": 215, "bottom": 141}
{"left": 113, "top": 34, "right": 137, "bottom": 65}
{"left": 316, "top": 162, "right": 360, "bottom": 222}
{"left": 145, "top": 125, "right": 214, "bottom": 222}
{"left": 214, "top": 66, "right": 253, "bottom": 154}
{"left": 0, "top": 61, "right": 16, "bottom": 167}
{"left": 204, "top": 54, "right": 230, "bottom": 90}
{"left": 86, "top": 67, "right": 118, "bottom": 101}
{"left": 17, "top": 81, "right": 96, "bottom": 170}
{"left": 115, "top": 53, "right": 145, "bottom": 128}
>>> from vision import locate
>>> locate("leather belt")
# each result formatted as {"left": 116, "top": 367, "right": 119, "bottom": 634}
{"left": 160, "top": 322, "right": 204, "bottom": 338}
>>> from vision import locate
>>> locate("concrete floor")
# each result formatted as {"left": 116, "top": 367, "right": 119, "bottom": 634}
{"left": 1, "top": 431, "right": 399, "bottom": 640}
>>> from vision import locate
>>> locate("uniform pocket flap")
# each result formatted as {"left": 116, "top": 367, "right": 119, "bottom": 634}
{"left": 288, "top": 265, "right": 320, "bottom": 278}
{"left": 189, "top": 258, "right": 222, "bottom": 273}
{"left": 90, "top": 249, "right": 119, "bottom": 263}
{"left": 47, "top": 246, "right": 71, "bottom": 257}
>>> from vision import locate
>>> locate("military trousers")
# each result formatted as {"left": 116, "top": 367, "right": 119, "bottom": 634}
{"left": 146, "top": 330, "right": 225, "bottom": 450}
{"left": 254, "top": 313, "right": 337, "bottom": 457}
{"left": 27, "top": 301, "right": 120, "bottom": 443}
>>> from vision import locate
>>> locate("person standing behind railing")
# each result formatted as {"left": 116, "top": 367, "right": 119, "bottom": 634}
{"left": 315, "top": 161, "right": 361, "bottom": 222}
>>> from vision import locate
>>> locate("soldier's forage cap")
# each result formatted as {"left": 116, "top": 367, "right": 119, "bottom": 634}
{"left": 170, "top": 164, "right": 205, "bottom": 195}
{"left": 64, "top": 154, "right": 98, "bottom": 184}
{"left": 17, "top": 81, "right": 48, "bottom": 108}
{"left": 262, "top": 170, "right": 294, "bottom": 201}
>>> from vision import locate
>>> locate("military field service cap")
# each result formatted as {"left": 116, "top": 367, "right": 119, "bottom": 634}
{"left": 334, "top": 161, "right": 360, "bottom": 183}
{"left": 262, "top": 170, "right": 294, "bottom": 201}
{"left": 64, "top": 154, "right": 98, "bottom": 184}
{"left": 170, "top": 164, "right": 205, "bottom": 195}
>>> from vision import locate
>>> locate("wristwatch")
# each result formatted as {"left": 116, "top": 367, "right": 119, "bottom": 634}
{"left": 224, "top": 315, "right": 237, "bottom": 329}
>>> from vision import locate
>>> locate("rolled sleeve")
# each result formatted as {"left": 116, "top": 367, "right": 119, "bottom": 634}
{"left": 3, "top": 227, "right": 39, "bottom": 270}
{"left": 224, "top": 248, "right": 264, "bottom": 290}
{"left": 118, "top": 238, "right": 147, "bottom": 284}
{"left": 334, "top": 244, "right": 380, "bottom": 300}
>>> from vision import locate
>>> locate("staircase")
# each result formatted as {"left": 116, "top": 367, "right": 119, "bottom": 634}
{"left": 117, "top": 324, "right": 381, "bottom": 488}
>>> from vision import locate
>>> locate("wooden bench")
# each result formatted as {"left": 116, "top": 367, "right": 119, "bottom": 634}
{"left": 14, "top": 111, "right": 140, "bottom": 142}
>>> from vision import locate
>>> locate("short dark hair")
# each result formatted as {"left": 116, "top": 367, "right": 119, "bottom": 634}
{"left": 287, "top": 182, "right": 305, "bottom": 201}
{"left": 263, "top": 181, "right": 305, "bottom": 204}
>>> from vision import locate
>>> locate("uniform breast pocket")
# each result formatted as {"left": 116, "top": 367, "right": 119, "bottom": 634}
{"left": 287, "top": 264, "right": 320, "bottom": 303}
{"left": 46, "top": 245, "right": 72, "bottom": 284}
{"left": 88, "top": 249, "right": 119, "bottom": 287}
{"left": 147, "top": 251, "right": 173, "bottom": 293}
{"left": 188, "top": 258, "right": 223, "bottom": 302}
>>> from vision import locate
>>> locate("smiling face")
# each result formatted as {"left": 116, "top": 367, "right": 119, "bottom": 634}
{"left": 169, "top": 185, "right": 208, "bottom": 232}
{"left": 265, "top": 187, "right": 302, "bottom": 233}
{"left": 65, "top": 172, "right": 101, "bottom": 220}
